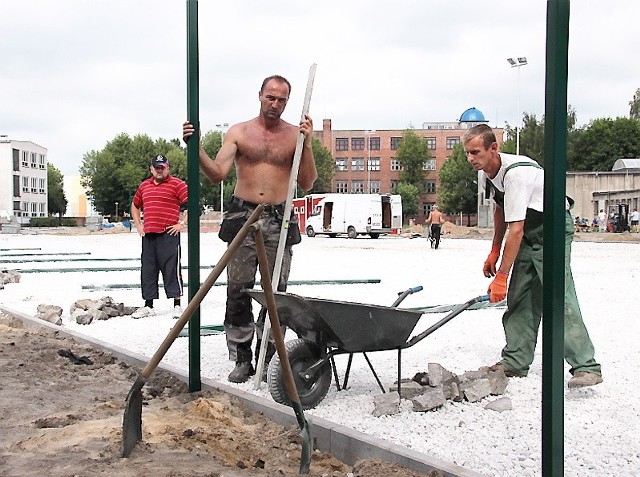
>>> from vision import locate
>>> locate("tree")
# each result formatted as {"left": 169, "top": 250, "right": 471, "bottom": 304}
{"left": 395, "top": 129, "right": 429, "bottom": 187}
{"left": 570, "top": 117, "right": 640, "bottom": 171}
{"left": 309, "top": 138, "right": 334, "bottom": 193}
{"left": 502, "top": 106, "right": 578, "bottom": 166}
{"left": 630, "top": 88, "right": 640, "bottom": 120}
{"left": 47, "top": 163, "right": 67, "bottom": 218}
{"left": 80, "top": 133, "right": 186, "bottom": 216}
{"left": 437, "top": 144, "right": 477, "bottom": 226}
{"left": 393, "top": 182, "right": 420, "bottom": 222}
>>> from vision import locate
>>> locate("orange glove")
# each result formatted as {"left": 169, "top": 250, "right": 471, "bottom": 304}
{"left": 483, "top": 244, "right": 501, "bottom": 277}
{"left": 488, "top": 272, "right": 508, "bottom": 303}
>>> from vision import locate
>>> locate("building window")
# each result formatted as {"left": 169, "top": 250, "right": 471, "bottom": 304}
{"left": 446, "top": 136, "right": 460, "bottom": 149}
{"left": 390, "top": 137, "right": 401, "bottom": 150}
{"left": 13, "top": 149, "right": 20, "bottom": 171}
{"left": 22, "top": 177, "right": 29, "bottom": 193}
{"left": 31, "top": 152, "right": 37, "bottom": 168}
{"left": 39, "top": 154, "right": 46, "bottom": 169}
{"left": 22, "top": 151, "right": 29, "bottom": 168}
{"left": 39, "top": 203, "right": 46, "bottom": 215}
{"left": 39, "top": 178, "right": 46, "bottom": 194}
{"left": 351, "top": 137, "right": 365, "bottom": 150}
{"left": 31, "top": 177, "right": 38, "bottom": 193}
{"left": 368, "top": 157, "right": 380, "bottom": 171}
{"left": 390, "top": 180, "right": 399, "bottom": 192}
{"left": 390, "top": 159, "right": 403, "bottom": 171}
{"left": 351, "top": 157, "right": 365, "bottom": 171}
{"left": 423, "top": 159, "right": 436, "bottom": 171}
{"left": 369, "top": 181, "right": 381, "bottom": 194}
{"left": 368, "top": 137, "right": 380, "bottom": 150}
{"left": 336, "top": 138, "right": 348, "bottom": 151}
{"left": 423, "top": 203, "right": 436, "bottom": 215}
{"left": 335, "top": 181, "right": 348, "bottom": 193}
{"left": 425, "top": 180, "right": 436, "bottom": 194}
{"left": 351, "top": 181, "right": 365, "bottom": 194}
{"left": 31, "top": 202, "right": 37, "bottom": 215}
{"left": 425, "top": 137, "right": 436, "bottom": 149}
{"left": 335, "top": 158, "right": 348, "bottom": 171}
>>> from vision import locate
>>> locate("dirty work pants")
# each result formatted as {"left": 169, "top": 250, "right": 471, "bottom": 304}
{"left": 225, "top": 215, "right": 292, "bottom": 363}
{"left": 430, "top": 224, "right": 442, "bottom": 249}
{"left": 140, "top": 232, "right": 183, "bottom": 300}
{"left": 500, "top": 210, "right": 601, "bottom": 376}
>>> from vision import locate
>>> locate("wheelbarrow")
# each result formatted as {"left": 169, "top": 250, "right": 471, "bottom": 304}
{"left": 246, "top": 288, "right": 488, "bottom": 409}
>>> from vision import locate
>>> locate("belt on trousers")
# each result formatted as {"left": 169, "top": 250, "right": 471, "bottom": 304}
{"left": 231, "top": 196, "right": 285, "bottom": 216}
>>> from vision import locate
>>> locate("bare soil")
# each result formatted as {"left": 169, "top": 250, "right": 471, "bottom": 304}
{"left": 0, "top": 313, "right": 440, "bottom": 477}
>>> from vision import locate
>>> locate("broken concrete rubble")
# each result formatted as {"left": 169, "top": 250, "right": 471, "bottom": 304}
{"left": 374, "top": 362, "right": 510, "bottom": 416}
{"left": 36, "top": 304, "right": 63, "bottom": 325}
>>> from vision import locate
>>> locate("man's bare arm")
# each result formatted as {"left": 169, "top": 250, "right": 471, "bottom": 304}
{"left": 498, "top": 218, "right": 524, "bottom": 274}
{"left": 183, "top": 121, "right": 236, "bottom": 184}
{"left": 296, "top": 115, "right": 317, "bottom": 191}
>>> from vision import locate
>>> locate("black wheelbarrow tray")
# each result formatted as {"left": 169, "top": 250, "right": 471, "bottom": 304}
{"left": 246, "top": 289, "right": 488, "bottom": 409}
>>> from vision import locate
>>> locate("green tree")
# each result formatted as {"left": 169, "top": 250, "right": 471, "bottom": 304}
{"left": 630, "top": 88, "right": 640, "bottom": 120}
{"left": 570, "top": 117, "right": 640, "bottom": 171}
{"left": 437, "top": 144, "right": 477, "bottom": 226}
{"left": 396, "top": 129, "right": 429, "bottom": 187}
{"left": 47, "top": 163, "right": 67, "bottom": 217}
{"left": 393, "top": 182, "right": 420, "bottom": 222}
{"left": 80, "top": 133, "right": 186, "bottom": 216}
{"left": 502, "top": 107, "right": 578, "bottom": 166}
{"left": 309, "top": 138, "right": 334, "bottom": 193}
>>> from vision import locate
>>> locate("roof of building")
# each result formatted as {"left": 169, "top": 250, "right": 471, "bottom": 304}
{"left": 459, "top": 107, "right": 487, "bottom": 123}
{"left": 612, "top": 158, "right": 640, "bottom": 171}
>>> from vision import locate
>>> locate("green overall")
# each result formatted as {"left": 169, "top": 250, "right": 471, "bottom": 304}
{"left": 493, "top": 163, "right": 602, "bottom": 376}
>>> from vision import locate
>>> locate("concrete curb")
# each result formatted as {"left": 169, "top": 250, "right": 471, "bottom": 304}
{"left": 0, "top": 306, "right": 486, "bottom": 477}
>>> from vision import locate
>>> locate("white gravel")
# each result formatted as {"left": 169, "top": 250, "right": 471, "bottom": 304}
{"left": 1, "top": 229, "right": 638, "bottom": 476}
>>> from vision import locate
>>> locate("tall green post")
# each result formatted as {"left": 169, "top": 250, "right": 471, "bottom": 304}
{"left": 186, "top": 0, "right": 201, "bottom": 392}
{"left": 542, "top": 1, "right": 570, "bottom": 475}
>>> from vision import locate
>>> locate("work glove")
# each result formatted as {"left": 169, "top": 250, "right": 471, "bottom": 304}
{"left": 488, "top": 272, "right": 508, "bottom": 303}
{"left": 483, "top": 244, "right": 501, "bottom": 277}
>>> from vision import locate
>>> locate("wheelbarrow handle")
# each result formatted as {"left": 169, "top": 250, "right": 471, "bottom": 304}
{"left": 404, "top": 294, "right": 489, "bottom": 348}
{"left": 392, "top": 285, "right": 423, "bottom": 307}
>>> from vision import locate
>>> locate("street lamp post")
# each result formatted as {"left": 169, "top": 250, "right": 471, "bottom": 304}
{"left": 507, "top": 57, "right": 528, "bottom": 156}
{"left": 115, "top": 202, "right": 118, "bottom": 221}
{"left": 365, "top": 130, "right": 376, "bottom": 193}
{"left": 216, "top": 123, "right": 229, "bottom": 215}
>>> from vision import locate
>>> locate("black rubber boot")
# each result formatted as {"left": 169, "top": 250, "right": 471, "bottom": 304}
{"left": 228, "top": 362, "right": 255, "bottom": 383}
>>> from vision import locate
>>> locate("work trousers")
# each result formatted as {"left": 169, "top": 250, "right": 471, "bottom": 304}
{"left": 500, "top": 210, "right": 601, "bottom": 376}
{"left": 224, "top": 211, "right": 292, "bottom": 363}
{"left": 140, "top": 232, "right": 183, "bottom": 300}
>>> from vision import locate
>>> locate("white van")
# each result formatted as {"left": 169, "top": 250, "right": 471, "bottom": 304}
{"left": 305, "top": 194, "right": 402, "bottom": 239}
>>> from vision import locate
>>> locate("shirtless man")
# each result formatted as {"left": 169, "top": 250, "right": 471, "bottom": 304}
{"left": 183, "top": 75, "right": 317, "bottom": 383}
{"left": 425, "top": 205, "right": 445, "bottom": 249}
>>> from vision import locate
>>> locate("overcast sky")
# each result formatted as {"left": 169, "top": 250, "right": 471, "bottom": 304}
{"left": 2, "top": 1, "right": 638, "bottom": 176}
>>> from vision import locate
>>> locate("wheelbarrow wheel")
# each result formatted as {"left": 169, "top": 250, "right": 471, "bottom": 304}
{"left": 267, "top": 338, "right": 331, "bottom": 410}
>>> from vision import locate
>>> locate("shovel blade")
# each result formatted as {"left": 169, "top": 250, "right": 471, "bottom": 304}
{"left": 122, "top": 375, "right": 146, "bottom": 457}
{"left": 292, "top": 401, "right": 312, "bottom": 474}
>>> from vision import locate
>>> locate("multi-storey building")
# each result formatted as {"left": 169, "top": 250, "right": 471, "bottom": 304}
{"left": 313, "top": 108, "right": 503, "bottom": 223}
{"left": 0, "top": 135, "right": 48, "bottom": 224}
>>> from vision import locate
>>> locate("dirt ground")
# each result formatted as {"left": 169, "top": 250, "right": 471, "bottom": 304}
{"left": 0, "top": 313, "right": 441, "bottom": 477}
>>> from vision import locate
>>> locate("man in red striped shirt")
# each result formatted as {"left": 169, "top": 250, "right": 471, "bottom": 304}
{"left": 130, "top": 154, "right": 188, "bottom": 319}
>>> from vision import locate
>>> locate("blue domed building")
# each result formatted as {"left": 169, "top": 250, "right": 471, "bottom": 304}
{"left": 459, "top": 107, "right": 488, "bottom": 126}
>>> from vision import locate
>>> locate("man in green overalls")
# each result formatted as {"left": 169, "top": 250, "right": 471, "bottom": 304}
{"left": 463, "top": 124, "right": 602, "bottom": 388}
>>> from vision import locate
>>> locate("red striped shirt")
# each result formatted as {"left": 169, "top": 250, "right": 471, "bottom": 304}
{"left": 132, "top": 176, "right": 188, "bottom": 233}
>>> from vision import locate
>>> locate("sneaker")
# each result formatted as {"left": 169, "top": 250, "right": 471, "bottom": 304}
{"left": 172, "top": 305, "right": 182, "bottom": 319}
{"left": 228, "top": 362, "right": 255, "bottom": 383}
{"left": 568, "top": 371, "right": 603, "bottom": 388}
{"left": 481, "top": 362, "right": 524, "bottom": 378}
{"left": 131, "top": 306, "right": 155, "bottom": 319}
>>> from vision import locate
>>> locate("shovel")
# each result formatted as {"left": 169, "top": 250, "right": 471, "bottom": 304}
{"left": 122, "top": 205, "right": 264, "bottom": 457}
{"left": 254, "top": 228, "right": 312, "bottom": 474}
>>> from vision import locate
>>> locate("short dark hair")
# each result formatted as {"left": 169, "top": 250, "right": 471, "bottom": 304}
{"left": 260, "top": 75, "right": 291, "bottom": 97}
{"left": 463, "top": 124, "right": 497, "bottom": 149}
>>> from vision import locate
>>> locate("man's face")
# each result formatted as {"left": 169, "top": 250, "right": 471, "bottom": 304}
{"left": 464, "top": 136, "right": 497, "bottom": 173}
{"left": 259, "top": 80, "right": 290, "bottom": 120}
{"left": 151, "top": 164, "right": 170, "bottom": 182}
